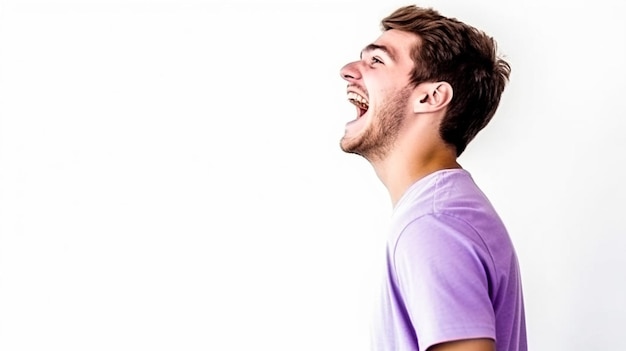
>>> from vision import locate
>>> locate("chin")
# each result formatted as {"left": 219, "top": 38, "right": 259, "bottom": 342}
{"left": 340, "top": 136, "right": 360, "bottom": 155}
{"left": 340, "top": 128, "right": 379, "bottom": 159}
{"left": 340, "top": 121, "right": 369, "bottom": 154}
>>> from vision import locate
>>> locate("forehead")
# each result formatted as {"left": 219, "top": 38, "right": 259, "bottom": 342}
{"left": 372, "top": 29, "right": 420, "bottom": 63}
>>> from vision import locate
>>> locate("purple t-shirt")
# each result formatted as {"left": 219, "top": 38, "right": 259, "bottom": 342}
{"left": 372, "top": 169, "right": 527, "bottom": 351}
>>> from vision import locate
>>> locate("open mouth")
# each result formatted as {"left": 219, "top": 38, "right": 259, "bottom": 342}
{"left": 347, "top": 92, "right": 369, "bottom": 118}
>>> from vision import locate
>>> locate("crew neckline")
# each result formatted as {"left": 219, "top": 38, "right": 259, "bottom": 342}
{"left": 392, "top": 168, "right": 470, "bottom": 212}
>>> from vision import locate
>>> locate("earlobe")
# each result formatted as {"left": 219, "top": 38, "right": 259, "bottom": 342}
{"left": 413, "top": 82, "right": 453, "bottom": 113}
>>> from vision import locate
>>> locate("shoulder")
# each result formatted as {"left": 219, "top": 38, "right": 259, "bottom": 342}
{"left": 389, "top": 169, "right": 505, "bottom": 272}
{"left": 392, "top": 169, "right": 495, "bottom": 225}
{"left": 392, "top": 212, "right": 492, "bottom": 273}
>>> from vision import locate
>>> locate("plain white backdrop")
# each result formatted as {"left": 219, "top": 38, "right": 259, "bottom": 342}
{"left": 1, "top": 0, "right": 625, "bottom": 350}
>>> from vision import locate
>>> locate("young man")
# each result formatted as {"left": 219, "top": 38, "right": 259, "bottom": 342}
{"left": 339, "top": 5, "right": 527, "bottom": 351}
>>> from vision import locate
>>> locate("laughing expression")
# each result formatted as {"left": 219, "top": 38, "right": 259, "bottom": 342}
{"left": 339, "top": 29, "right": 419, "bottom": 161}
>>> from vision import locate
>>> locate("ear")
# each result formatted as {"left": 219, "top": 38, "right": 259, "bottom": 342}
{"left": 412, "top": 82, "right": 453, "bottom": 114}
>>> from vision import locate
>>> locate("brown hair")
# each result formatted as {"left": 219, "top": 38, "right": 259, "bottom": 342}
{"left": 381, "top": 5, "right": 511, "bottom": 156}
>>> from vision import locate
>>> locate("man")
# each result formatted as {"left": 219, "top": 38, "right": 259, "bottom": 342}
{"left": 339, "top": 5, "right": 527, "bottom": 351}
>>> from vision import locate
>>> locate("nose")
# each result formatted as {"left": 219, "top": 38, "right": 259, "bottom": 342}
{"left": 340, "top": 61, "right": 361, "bottom": 82}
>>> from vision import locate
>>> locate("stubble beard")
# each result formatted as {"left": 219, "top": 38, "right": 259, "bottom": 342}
{"left": 340, "top": 86, "right": 412, "bottom": 162}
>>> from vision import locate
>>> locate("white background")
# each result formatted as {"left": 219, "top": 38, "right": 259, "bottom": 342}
{"left": 1, "top": 0, "right": 625, "bottom": 350}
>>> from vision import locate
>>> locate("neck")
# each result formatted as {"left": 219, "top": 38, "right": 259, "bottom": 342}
{"left": 369, "top": 142, "right": 461, "bottom": 207}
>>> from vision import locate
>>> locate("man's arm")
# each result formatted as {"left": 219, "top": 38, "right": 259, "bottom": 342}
{"left": 428, "top": 338, "right": 495, "bottom": 351}
{"left": 393, "top": 215, "right": 498, "bottom": 350}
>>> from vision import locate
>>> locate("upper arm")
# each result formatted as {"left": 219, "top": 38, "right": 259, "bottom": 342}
{"left": 428, "top": 338, "right": 495, "bottom": 351}
{"left": 393, "top": 214, "right": 496, "bottom": 350}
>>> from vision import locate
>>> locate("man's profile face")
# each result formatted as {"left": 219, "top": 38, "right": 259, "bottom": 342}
{"left": 339, "top": 29, "right": 419, "bottom": 160}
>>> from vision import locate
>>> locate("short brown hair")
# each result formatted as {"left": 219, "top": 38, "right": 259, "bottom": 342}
{"left": 381, "top": 5, "right": 511, "bottom": 156}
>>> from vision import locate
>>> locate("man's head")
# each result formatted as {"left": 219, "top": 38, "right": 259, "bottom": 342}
{"left": 340, "top": 5, "right": 510, "bottom": 159}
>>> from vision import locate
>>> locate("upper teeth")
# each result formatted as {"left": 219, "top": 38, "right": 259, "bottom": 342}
{"left": 347, "top": 92, "right": 369, "bottom": 109}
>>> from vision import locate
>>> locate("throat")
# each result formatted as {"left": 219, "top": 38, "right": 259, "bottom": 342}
{"left": 370, "top": 146, "right": 462, "bottom": 208}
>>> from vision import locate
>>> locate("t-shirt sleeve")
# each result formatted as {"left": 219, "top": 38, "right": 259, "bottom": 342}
{"left": 392, "top": 213, "right": 496, "bottom": 350}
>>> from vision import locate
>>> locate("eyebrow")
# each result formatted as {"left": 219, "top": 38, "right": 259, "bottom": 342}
{"left": 360, "top": 43, "right": 397, "bottom": 62}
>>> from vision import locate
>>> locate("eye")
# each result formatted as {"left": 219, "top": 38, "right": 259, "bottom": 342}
{"left": 370, "top": 56, "right": 384, "bottom": 65}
